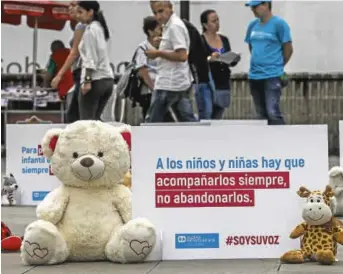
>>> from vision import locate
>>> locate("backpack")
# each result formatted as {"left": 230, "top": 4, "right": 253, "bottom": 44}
{"left": 182, "top": 19, "right": 210, "bottom": 84}
{"left": 116, "top": 46, "right": 146, "bottom": 104}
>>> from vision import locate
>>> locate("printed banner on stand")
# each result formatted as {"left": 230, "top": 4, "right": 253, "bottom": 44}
{"left": 340, "top": 121, "right": 343, "bottom": 166}
{"left": 5, "top": 122, "right": 128, "bottom": 206}
{"left": 200, "top": 119, "right": 268, "bottom": 125}
{"left": 6, "top": 124, "right": 66, "bottom": 205}
{"left": 140, "top": 122, "right": 211, "bottom": 126}
{"left": 131, "top": 125, "right": 329, "bottom": 260}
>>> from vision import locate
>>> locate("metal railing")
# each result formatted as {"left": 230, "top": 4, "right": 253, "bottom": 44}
{"left": 224, "top": 73, "right": 343, "bottom": 155}
{"left": 2, "top": 73, "right": 342, "bottom": 155}
{"left": 115, "top": 72, "right": 343, "bottom": 155}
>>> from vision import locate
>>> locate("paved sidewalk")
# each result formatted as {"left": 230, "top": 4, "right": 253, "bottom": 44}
{"left": 1, "top": 206, "right": 343, "bottom": 274}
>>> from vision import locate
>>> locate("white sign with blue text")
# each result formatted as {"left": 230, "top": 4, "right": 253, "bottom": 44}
{"left": 6, "top": 124, "right": 66, "bottom": 205}
{"left": 200, "top": 119, "right": 268, "bottom": 125}
{"left": 131, "top": 125, "right": 329, "bottom": 260}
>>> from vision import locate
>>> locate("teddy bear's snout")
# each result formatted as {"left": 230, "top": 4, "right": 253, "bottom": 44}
{"left": 71, "top": 155, "right": 105, "bottom": 182}
{"left": 80, "top": 157, "right": 94, "bottom": 168}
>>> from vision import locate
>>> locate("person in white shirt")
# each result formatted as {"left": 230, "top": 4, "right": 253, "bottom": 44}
{"left": 76, "top": 1, "right": 114, "bottom": 120}
{"left": 134, "top": 16, "right": 161, "bottom": 118}
{"left": 145, "top": 0, "right": 196, "bottom": 122}
{"left": 51, "top": 1, "right": 87, "bottom": 123}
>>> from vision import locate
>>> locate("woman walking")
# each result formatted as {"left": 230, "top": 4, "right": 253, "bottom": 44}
{"left": 51, "top": 1, "right": 86, "bottom": 123}
{"left": 76, "top": 1, "right": 114, "bottom": 120}
{"left": 200, "top": 9, "right": 237, "bottom": 119}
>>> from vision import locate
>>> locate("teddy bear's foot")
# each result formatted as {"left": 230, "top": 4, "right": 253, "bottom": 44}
{"left": 105, "top": 217, "right": 156, "bottom": 263}
{"left": 280, "top": 250, "right": 305, "bottom": 264}
{"left": 316, "top": 250, "right": 336, "bottom": 265}
{"left": 20, "top": 220, "right": 69, "bottom": 265}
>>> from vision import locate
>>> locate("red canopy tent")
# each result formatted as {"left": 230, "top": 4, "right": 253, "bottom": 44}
{"left": 1, "top": 0, "right": 77, "bottom": 91}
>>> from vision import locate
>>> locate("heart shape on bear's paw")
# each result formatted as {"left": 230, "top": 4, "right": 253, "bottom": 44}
{"left": 33, "top": 247, "right": 49, "bottom": 259}
{"left": 24, "top": 241, "right": 49, "bottom": 259}
{"left": 142, "top": 245, "right": 152, "bottom": 256}
{"left": 130, "top": 240, "right": 151, "bottom": 256}
{"left": 24, "top": 241, "right": 39, "bottom": 257}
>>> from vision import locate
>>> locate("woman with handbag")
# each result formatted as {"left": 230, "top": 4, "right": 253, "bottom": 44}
{"left": 200, "top": 9, "right": 238, "bottom": 119}
{"left": 76, "top": 1, "right": 114, "bottom": 120}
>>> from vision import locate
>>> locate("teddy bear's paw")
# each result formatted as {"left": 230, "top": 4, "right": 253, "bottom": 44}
{"left": 280, "top": 250, "right": 304, "bottom": 264}
{"left": 105, "top": 218, "right": 157, "bottom": 263}
{"left": 124, "top": 218, "right": 156, "bottom": 262}
{"left": 316, "top": 250, "right": 336, "bottom": 265}
{"left": 122, "top": 218, "right": 156, "bottom": 245}
{"left": 21, "top": 240, "right": 51, "bottom": 265}
{"left": 20, "top": 220, "right": 58, "bottom": 265}
{"left": 106, "top": 237, "right": 154, "bottom": 264}
{"left": 2, "top": 198, "right": 9, "bottom": 206}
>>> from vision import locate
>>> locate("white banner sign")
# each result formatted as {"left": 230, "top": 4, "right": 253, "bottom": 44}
{"left": 340, "top": 121, "right": 343, "bottom": 166}
{"left": 5, "top": 122, "right": 131, "bottom": 205}
{"left": 200, "top": 119, "right": 268, "bottom": 125}
{"left": 140, "top": 122, "right": 211, "bottom": 127}
{"left": 131, "top": 125, "right": 329, "bottom": 260}
{"left": 6, "top": 124, "right": 66, "bottom": 205}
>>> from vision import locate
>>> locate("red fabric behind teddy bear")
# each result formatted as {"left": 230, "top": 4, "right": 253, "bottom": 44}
{"left": 1, "top": 221, "right": 22, "bottom": 252}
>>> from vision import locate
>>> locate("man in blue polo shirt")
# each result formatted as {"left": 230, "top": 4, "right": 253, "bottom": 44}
{"left": 244, "top": 0, "right": 293, "bottom": 125}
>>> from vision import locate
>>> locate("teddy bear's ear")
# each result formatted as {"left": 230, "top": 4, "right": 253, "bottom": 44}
{"left": 297, "top": 186, "right": 311, "bottom": 198}
{"left": 120, "top": 131, "right": 131, "bottom": 151}
{"left": 117, "top": 124, "right": 131, "bottom": 151}
{"left": 41, "top": 128, "right": 64, "bottom": 159}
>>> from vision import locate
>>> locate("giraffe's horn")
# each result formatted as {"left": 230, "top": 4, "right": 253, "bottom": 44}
{"left": 323, "top": 185, "right": 334, "bottom": 198}
{"left": 297, "top": 186, "right": 311, "bottom": 198}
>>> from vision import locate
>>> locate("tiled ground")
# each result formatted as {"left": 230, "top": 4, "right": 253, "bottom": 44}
{"left": 1, "top": 206, "right": 343, "bottom": 274}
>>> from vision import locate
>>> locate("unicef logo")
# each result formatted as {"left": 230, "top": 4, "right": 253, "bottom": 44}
{"left": 177, "top": 236, "right": 186, "bottom": 243}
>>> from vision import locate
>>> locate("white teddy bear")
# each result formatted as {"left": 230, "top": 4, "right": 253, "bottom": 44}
{"left": 20, "top": 120, "right": 156, "bottom": 265}
{"left": 329, "top": 166, "right": 343, "bottom": 217}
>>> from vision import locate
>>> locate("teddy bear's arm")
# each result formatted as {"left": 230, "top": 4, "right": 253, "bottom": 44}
{"left": 335, "top": 187, "right": 343, "bottom": 196}
{"left": 113, "top": 185, "right": 132, "bottom": 224}
{"left": 36, "top": 186, "right": 69, "bottom": 225}
{"left": 290, "top": 223, "right": 307, "bottom": 239}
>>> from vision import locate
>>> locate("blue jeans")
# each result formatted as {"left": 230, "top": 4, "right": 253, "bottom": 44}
{"left": 195, "top": 82, "right": 230, "bottom": 120}
{"left": 195, "top": 82, "right": 212, "bottom": 119}
{"left": 146, "top": 89, "right": 197, "bottom": 123}
{"left": 249, "top": 77, "right": 285, "bottom": 125}
{"left": 66, "top": 68, "right": 81, "bottom": 123}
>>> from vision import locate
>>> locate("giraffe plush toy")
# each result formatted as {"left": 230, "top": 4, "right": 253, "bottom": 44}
{"left": 280, "top": 185, "right": 343, "bottom": 265}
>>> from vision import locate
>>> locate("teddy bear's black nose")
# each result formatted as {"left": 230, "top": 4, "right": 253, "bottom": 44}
{"left": 80, "top": 157, "right": 94, "bottom": 168}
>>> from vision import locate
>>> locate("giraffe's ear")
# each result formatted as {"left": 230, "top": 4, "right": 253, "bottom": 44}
{"left": 323, "top": 185, "right": 334, "bottom": 198}
{"left": 297, "top": 186, "right": 311, "bottom": 198}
